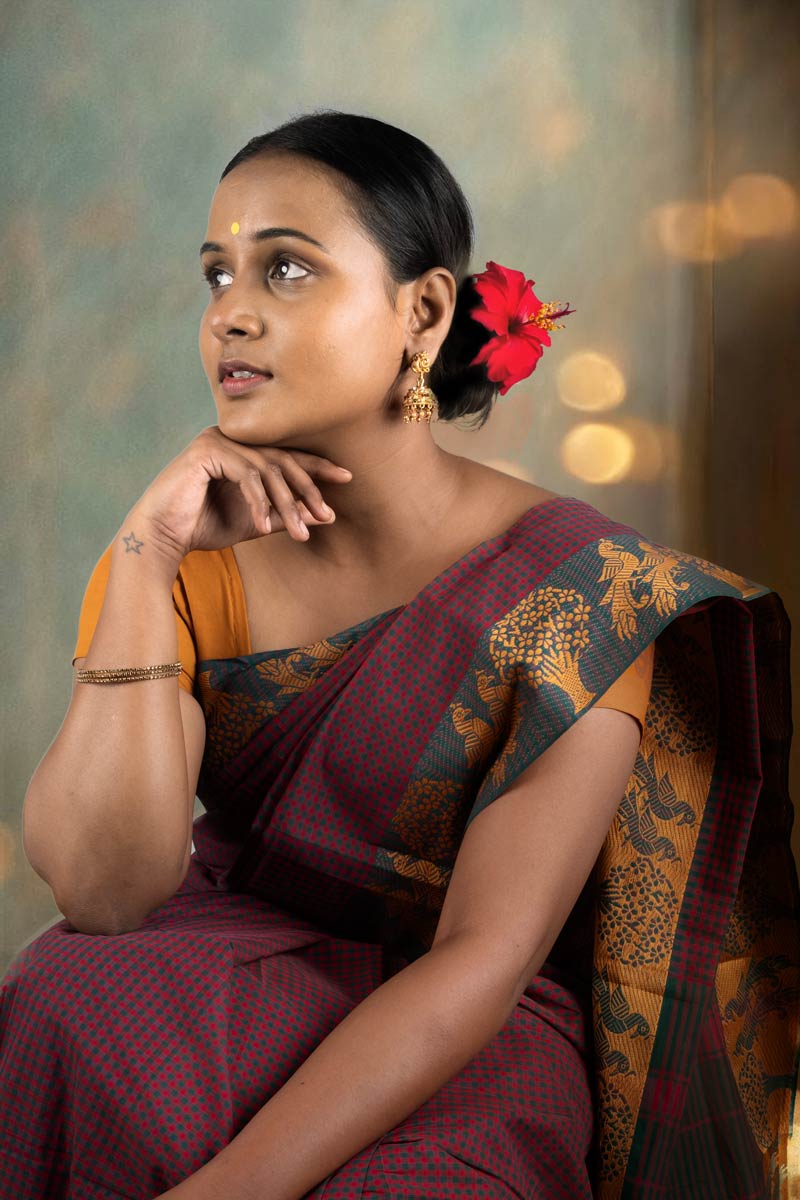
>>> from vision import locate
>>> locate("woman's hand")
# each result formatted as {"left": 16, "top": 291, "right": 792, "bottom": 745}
{"left": 122, "top": 424, "right": 353, "bottom": 566}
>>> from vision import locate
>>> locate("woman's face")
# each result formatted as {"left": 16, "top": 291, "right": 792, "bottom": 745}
{"left": 199, "top": 152, "right": 419, "bottom": 450}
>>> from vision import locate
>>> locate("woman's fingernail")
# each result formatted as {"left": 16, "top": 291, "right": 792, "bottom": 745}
{"left": 322, "top": 503, "right": 334, "bottom": 515}
{"left": 299, "top": 520, "right": 309, "bottom": 535}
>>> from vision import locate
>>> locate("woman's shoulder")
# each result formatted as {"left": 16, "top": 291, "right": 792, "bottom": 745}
{"left": 457, "top": 460, "right": 566, "bottom": 526}
{"left": 460, "top": 458, "right": 560, "bottom": 504}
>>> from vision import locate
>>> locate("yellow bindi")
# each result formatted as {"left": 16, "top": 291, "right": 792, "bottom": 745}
{"left": 230, "top": 221, "right": 240, "bottom": 235}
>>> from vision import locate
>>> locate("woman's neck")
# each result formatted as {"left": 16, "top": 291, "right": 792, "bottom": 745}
{"left": 298, "top": 435, "right": 468, "bottom": 573}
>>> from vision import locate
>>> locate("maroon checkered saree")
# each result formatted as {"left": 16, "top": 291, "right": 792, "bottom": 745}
{"left": 2, "top": 495, "right": 798, "bottom": 1199}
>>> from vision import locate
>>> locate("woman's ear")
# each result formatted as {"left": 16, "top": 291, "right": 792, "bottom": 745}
{"left": 406, "top": 267, "right": 457, "bottom": 347}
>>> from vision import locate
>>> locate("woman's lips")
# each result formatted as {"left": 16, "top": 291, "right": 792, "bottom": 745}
{"left": 221, "top": 373, "right": 273, "bottom": 396}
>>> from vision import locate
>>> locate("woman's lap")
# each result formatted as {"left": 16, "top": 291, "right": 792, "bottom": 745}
{"left": 310, "top": 977, "right": 595, "bottom": 1199}
{"left": 1, "top": 898, "right": 594, "bottom": 1199}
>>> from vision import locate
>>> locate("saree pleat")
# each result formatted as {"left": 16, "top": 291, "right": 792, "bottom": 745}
{"left": 2, "top": 495, "right": 797, "bottom": 1199}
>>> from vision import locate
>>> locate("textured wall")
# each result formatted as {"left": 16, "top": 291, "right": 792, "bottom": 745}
{"left": 2, "top": 0, "right": 797, "bottom": 973}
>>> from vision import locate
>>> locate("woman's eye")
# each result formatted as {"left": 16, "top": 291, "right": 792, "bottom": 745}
{"left": 269, "top": 258, "right": 309, "bottom": 282}
{"left": 202, "top": 266, "right": 231, "bottom": 289}
{"left": 201, "top": 257, "right": 309, "bottom": 290}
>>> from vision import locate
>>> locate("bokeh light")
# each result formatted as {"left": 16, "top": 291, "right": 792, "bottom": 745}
{"left": 560, "top": 422, "right": 636, "bottom": 484}
{"left": 718, "top": 173, "right": 799, "bottom": 239}
{"left": 556, "top": 352, "right": 627, "bottom": 412}
{"left": 645, "top": 201, "right": 743, "bottom": 262}
{"left": 605, "top": 416, "right": 678, "bottom": 483}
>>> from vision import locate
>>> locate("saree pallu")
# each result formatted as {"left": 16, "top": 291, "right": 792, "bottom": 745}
{"left": 1, "top": 495, "right": 797, "bottom": 1199}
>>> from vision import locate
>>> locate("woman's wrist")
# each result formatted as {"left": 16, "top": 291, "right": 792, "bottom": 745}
{"left": 112, "top": 507, "right": 186, "bottom": 582}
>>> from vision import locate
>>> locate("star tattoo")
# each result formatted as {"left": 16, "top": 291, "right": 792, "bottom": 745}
{"left": 123, "top": 530, "right": 145, "bottom": 554}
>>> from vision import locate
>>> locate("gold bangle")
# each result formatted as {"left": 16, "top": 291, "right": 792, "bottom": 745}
{"left": 76, "top": 662, "right": 182, "bottom": 684}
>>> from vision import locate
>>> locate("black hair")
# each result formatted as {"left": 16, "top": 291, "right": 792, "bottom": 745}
{"left": 219, "top": 108, "right": 501, "bottom": 431}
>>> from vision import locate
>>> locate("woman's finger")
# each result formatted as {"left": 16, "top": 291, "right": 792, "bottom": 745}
{"left": 226, "top": 453, "right": 275, "bottom": 534}
{"left": 258, "top": 446, "right": 352, "bottom": 484}
{"left": 260, "top": 459, "right": 313, "bottom": 540}
{"left": 207, "top": 431, "right": 352, "bottom": 538}
{"left": 230, "top": 447, "right": 349, "bottom": 534}
{"left": 262, "top": 453, "right": 341, "bottom": 525}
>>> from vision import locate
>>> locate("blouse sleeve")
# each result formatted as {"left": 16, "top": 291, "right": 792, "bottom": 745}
{"left": 71, "top": 542, "right": 197, "bottom": 695}
{"left": 590, "top": 639, "right": 655, "bottom": 740}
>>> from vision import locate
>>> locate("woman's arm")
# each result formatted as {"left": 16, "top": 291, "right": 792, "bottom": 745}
{"left": 23, "top": 513, "right": 201, "bottom": 933}
{"left": 157, "top": 704, "right": 641, "bottom": 1200}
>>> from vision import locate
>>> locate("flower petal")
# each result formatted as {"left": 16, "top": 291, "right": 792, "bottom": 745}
{"left": 471, "top": 329, "right": 545, "bottom": 395}
{"left": 469, "top": 261, "right": 531, "bottom": 336}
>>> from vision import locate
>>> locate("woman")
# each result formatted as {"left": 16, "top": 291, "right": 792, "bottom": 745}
{"left": 2, "top": 110, "right": 797, "bottom": 1200}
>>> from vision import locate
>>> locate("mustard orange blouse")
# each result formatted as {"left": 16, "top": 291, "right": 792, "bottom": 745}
{"left": 72, "top": 542, "right": 655, "bottom": 736}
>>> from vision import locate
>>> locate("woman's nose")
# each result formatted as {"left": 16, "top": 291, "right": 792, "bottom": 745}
{"left": 209, "top": 297, "right": 264, "bottom": 339}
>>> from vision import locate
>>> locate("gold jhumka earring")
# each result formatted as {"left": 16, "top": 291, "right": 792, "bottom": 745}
{"left": 401, "top": 351, "right": 437, "bottom": 424}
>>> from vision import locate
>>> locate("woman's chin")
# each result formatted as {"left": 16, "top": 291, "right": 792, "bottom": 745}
{"left": 217, "top": 412, "right": 299, "bottom": 448}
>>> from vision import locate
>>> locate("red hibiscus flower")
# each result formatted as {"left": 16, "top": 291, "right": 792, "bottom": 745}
{"left": 468, "top": 261, "right": 575, "bottom": 395}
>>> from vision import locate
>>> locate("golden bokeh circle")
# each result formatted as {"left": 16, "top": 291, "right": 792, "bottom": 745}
{"left": 557, "top": 352, "right": 626, "bottom": 412}
{"left": 560, "top": 422, "right": 636, "bottom": 484}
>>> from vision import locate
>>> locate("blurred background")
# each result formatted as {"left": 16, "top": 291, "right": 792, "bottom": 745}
{"left": 1, "top": 0, "right": 798, "bottom": 975}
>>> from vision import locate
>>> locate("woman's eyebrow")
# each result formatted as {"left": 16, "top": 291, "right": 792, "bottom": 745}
{"left": 199, "top": 227, "right": 329, "bottom": 256}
